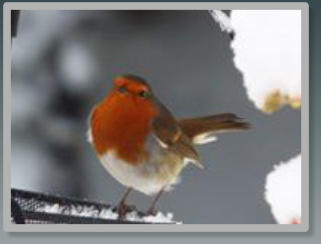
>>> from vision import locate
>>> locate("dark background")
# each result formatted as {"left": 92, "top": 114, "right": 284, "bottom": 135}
{"left": 10, "top": 10, "right": 300, "bottom": 224}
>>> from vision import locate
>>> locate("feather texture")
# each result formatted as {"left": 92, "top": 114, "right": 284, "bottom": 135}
{"left": 179, "top": 113, "right": 250, "bottom": 145}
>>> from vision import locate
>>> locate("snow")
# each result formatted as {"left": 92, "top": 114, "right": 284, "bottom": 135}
{"left": 264, "top": 155, "right": 301, "bottom": 224}
{"left": 36, "top": 203, "right": 179, "bottom": 224}
{"left": 125, "top": 211, "right": 176, "bottom": 224}
{"left": 210, "top": 10, "right": 301, "bottom": 113}
{"left": 209, "top": 10, "right": 233, "bottom": 34}
{"left": 231, "top": 10, "right": 301, "bottom": 113}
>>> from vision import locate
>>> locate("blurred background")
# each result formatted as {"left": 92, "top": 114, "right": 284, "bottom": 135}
{"left": 11, "top": 10, "right": 300, "bottom": 224}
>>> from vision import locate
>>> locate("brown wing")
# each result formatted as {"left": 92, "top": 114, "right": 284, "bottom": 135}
{"left": 151, "top": 100, "right": 181, "bottom": 147}
{"left": 150, "top": 97, "right": 202, "bottom": 168}
{"left": 179, "top": 113, "right": 250, "bottom": 145}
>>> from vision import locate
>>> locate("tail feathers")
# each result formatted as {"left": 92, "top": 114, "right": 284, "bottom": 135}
{"left": 178, "top": 113, "right": 250, "bottom": 145}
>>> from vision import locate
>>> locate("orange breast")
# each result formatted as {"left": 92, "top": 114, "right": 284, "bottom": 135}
{"left": 91, "top": 92, "right": 157, "bottom": 165}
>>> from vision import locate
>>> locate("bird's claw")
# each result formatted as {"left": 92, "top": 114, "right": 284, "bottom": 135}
{"left": 113, "top": 203, "right": 136, "bottom": 220}
{"left": 145, "top": 208, "right": 157, "bottom": 217}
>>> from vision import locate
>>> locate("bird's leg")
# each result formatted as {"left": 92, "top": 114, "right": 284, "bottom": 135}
{"left": 146, "top": 188, "right": 165, "bottom": 216}
{"left": 116, "top": 187, "right": 133, "bottom": 220}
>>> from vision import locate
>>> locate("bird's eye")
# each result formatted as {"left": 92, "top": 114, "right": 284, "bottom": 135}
{"left": 139, "top": 90, "right": 149, "bottom": 98}
{"left": 119, "top": 86, "right": 126, "bottom": 93}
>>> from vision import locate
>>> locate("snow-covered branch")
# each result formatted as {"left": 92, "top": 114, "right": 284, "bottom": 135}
{"left": 265, "top": 155, "right": 301, "bottom": 224}
{"left": 211, "top": 10, "right": 301, "bottom": 113}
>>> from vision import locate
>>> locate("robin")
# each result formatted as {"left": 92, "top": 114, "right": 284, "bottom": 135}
{"left": 88, "top": 74, "right": 249, "bottom": 219}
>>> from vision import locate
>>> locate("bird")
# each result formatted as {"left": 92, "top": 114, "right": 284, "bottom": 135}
{"left": 87, "top": 74, "right": 250, "bottom": 219}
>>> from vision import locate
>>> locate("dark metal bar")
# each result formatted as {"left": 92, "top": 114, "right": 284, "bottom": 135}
{"left": 11, "top": 188, "right": 111, "bottom": 210}
{"left": 11, "top": 10, "right": 20, "bottom": 38}
{"left": 11, "top": 199, "right": 25, "bottom": 224}
{"left": 11, "top": 188, "right": 174, "bottom": 224}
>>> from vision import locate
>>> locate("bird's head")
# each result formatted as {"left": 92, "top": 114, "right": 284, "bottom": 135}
{"left": 112, "top": 74, "right": 153, "bottom": 100}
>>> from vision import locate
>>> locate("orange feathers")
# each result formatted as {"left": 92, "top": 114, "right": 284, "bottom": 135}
{"left": 91, "top": 77, "right": 157, "bottom": 164}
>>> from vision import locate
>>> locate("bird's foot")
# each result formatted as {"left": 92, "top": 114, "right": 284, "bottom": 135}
{"left": 145, "top": 208, "right": 157, "bottom": 217}
{"left": 113, "top": 203, "right": 136, "bottom": 220}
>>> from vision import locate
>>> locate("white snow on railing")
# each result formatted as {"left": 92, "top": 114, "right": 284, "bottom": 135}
{"left": 36, "top": 203, "right": 179, "bottom": 224}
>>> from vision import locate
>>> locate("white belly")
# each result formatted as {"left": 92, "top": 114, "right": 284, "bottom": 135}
{"left": 99, "top": 150, "right": 180, "bottom": 195}
{"left": 88, "top": 126, "right": 184, "bottom": 195}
